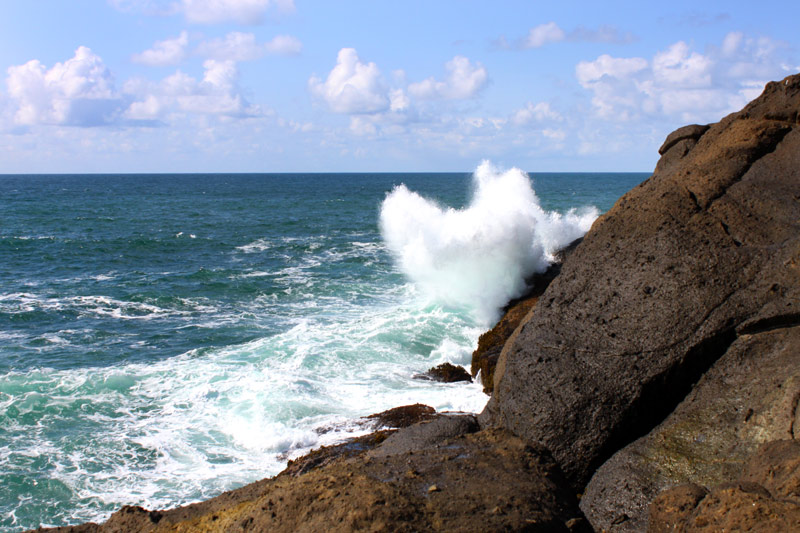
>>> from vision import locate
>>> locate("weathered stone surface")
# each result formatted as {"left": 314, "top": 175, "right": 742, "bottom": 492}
{"left": 414, "top": 362, "right": 472, "bottom": 383}
{"left": 649, "top": 440, "right": 800, "bottom": 532}
{"left": 35, "top": 429, "right": 587, "bottom": 533}
{"left": 368, "top": 414, "right": 479, "bottom": 458}
{"left": 581, "top": 326, "right": 800, "bottom": 531}
{"left": 471, "top": 239, "right": 582, "bottom": 394}
{"left": 480, "top": 73, "right": 800, "bottom": 491}
{"left": 363, "top": 403, "right": 437, "bottom": 429}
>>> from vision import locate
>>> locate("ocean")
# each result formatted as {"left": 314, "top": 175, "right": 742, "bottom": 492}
{"left": 0, "top": 166, "right": 647, "bottom": 531}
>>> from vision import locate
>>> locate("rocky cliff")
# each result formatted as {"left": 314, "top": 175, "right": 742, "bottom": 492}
{"left": 33, "top": 74, "right": 800, "bottom": 532}
{"left": 481, "top": 72, "right": 800, "bottom": 530}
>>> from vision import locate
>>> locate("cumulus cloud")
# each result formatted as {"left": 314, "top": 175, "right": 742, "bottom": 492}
{"left": 525, "top": 22, "right": 565, "bottom": 48}
{"left": 568, "top": 25, "right": 636, "bottom": 44}
{"left": 408, "top": 56, "right": 488, "bottom": 100}
{"left": 124, "top": 59, "right": 261, "bottom": 120}
{"left": 132, "top": 31, "right": 189, "bottom": 66}
{"left": 264, "top": 35, "right": 302, "bottom": 55}
{"left": 511, "top": 102, "right": 562, "bottom": 125}
{"left": 111, "top": 0, "right": 294, "bottom": 24}
{"left": 308, "top": 48, "right": 389, "bottom": 114}
{"left": 180, "top": 0, "right": 294, "bottom": 24}
{"left": 518, "top": 22, "right": 636, "bottom": 49}
{"left": 575, "top": 32, "right": 793, "bottom": 123}
{"left": 197, "top": 32, "right": 301, "bottom": 61}
{"left": 6, "top": 46, "right": 124, "bottom": 126}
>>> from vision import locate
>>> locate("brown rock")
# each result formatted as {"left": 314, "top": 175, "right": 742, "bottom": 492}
{"left": 471, "top": 238, "right": 582, "bottom": 394}
{"left": 480, "top": 73, "right": 800, "bottom": 492}
{"left": 649, "top": 440, "right": 800, "bottom": 532}
{"left": 37, "top": 429, "right": 587, "bottom": 533}
{"left": 581, "top": 326, "right": 800, "bottom": 531}
{"left": 414, "top": 362, "right": 472, "bottom": 383}
{"left": 363, "top": 403, "right": 438, "bottom": 429}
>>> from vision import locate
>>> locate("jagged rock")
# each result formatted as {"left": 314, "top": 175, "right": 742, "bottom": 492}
{"left": 414, "top": 363, "right": 472, "bottom": 383}
{"left": 649, "top": 440, "right": 800, "bottom": 532}
{"left": 281, "top": 404, "right": 439, "bottom": 477}
{"left": 471, "top": 238, "right": 583, "bottom": 394}
{"left": 364, "top": 403, "right": 438, "bottom": 429}
{"left": 37, "top": 429, "right": 588, "bottom": 533}
{"left": 367, "top": 414, "right": 479, "bottom": 458}
{"left": 581, "top": 325, "right": 800, "bottom": 531}
{"left": 480, "top": 73, "right": 800, "bottom": 493}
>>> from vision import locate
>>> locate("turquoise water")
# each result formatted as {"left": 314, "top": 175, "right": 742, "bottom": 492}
{"left": 0, "top": 170, "right": 647, "bottom": 530}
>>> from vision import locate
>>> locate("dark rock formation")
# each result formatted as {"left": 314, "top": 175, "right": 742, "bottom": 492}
{"left": 36, "top": 429, "right": 587, "bottom": 533}
{"left": 649, "top": 440, "right": 800, "bottom": 532}
{"left": 480, "top": 73, "right": 800, "bottom": 496}
{"left": 471, "top": 238, "right": 582, "bottom": 394}
{"left": 363, "top": 403, "right": 438, "bottom": 429}
{"left": 582, "top": 326, "right": 800, "bottom": 531}
{"left": 414, "top": 362, "right": 472, "bottom": 383}
{"left": 282, "top": 404, "right": 439, "bottom": 477}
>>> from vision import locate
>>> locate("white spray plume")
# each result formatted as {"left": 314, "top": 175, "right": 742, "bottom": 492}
{"left": 380, "top": 160, "right": 598, "bottom": 324}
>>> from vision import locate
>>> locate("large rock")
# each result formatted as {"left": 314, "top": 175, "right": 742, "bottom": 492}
{"left": 480, "top": 73, "right": 800, "bottom": 491}
{"left": 471, "top": 239, "right": 582, "bottom": 394}
{"left": 648, "top": 440, "right": 800, "bottom": 532}
{"left": 581, "top": 325, "right": 800, "bottom": 531}
{"left": 34, "top": 429, "right": 588, "bottom": 533}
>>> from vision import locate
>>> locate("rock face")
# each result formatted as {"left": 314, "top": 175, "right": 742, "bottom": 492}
{"left": 581, "top": 326, "right": 800, "bottom": 531}
{"left": 37, "top": 428, "right": 587, "bottom": 533}
{"left": 649, "top": 440, "right": 800, "bottom": 532}
{"left": 480, "top": 72, "right": 800, "bottom": 495}
{"left": 471, "top": 239, "right": 582, "bottom": 394}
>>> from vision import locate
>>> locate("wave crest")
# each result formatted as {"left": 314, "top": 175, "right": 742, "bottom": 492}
{"left": 380, "top": 161, "right": 598, "bottom": 323}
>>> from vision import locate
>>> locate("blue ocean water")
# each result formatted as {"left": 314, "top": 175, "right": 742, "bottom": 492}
{"left": 0, "top": 170, "right": 647, "bottom": 531}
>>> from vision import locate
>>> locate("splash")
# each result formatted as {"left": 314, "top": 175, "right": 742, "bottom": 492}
{"left": 380, "top": 161, "right": 598, "bottom": 324}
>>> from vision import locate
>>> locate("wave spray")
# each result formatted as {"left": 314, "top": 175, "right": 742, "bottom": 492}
{"left": 380, "top": 161, "right": 598, "bottom": 323}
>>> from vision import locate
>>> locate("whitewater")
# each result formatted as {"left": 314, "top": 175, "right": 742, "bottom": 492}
{"left": 0, "top": 166, "right": 645, "bottom": 531}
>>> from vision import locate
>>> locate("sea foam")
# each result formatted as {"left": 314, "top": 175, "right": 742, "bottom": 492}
{"left": 380, "top": 161, "right": 598, "bottom": 323}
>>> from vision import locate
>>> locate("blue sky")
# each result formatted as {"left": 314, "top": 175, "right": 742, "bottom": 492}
{"left": 0, "top": 0, "right": 797, "bottom": 173}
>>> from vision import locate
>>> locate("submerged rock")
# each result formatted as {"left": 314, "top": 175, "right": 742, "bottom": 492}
{"left": 414, "top": 363, "right": 472, "bottom": 383}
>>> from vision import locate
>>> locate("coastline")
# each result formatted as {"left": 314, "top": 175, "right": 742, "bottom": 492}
{"left": 28, "top": 73, "right": 800, "bottom": 532}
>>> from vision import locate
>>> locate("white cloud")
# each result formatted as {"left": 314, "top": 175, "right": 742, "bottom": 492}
{"left": 125, "top": 59, "right": 261, "bottom": 120}
{"left": 6, "top": 46, "right": 123, "bottom": 126}
{"left": 652, "top": 42, "right": 712, "bottom": 87}
{"left": 308, "top": 48, "right": 389, "bottom": 114}
{"left": 575, "top": 33, "right": 791, "bottom": 124}
{"left": 511, "top": 102, "right": 562, "bottom": 125}
{"left": 576, "top": 55, "right": 648, "bottom": 85}
{"left": 197, "top": 32, "right": 301, "bottom": 61}
{"left": 179, "top": 0, "right": 294, "bottom": 24}
{"left": 525, "top": 22, "right": 565, "bottom": 48}
{"left": 264, "top": 35, "right": 302, "bottom": 55}
{"left": 517, "top": 23, "right": 635, "bottom": 49}
{"left": 132, "top": 31, "right": 189, "bottom": 66}
{"left": 567, "top": 25, "right": 636, "bottom": 44}
{"left": 408, "top": 56, "right": 488, "bottom": 100}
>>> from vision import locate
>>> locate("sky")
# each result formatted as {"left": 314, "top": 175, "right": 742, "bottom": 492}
{"left": 0, "top": 0, "right": 797, "bottom": 173}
